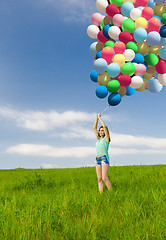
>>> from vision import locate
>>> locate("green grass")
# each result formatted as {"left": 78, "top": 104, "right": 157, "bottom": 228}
{"left": 0, "top": 165, "right": 165, "bottom": 240}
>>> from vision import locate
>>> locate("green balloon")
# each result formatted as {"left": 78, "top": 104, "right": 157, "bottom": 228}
{"left": 111, "top": 0, "right": 123, "bottom": 7}
{"left": 126, "top": 42, "right": 138, "bottom": 53}
{"left": 122, "top": 19, "right": 135, "bottom": 33}
{"left": 122, "top": 63, "right": 136, "bottom": 76}
{"left": 104, "top": 40, "right": 115, "bottom": 48}
{"left": 100, "top": 19, "right": 105, "bottom": 30}
{"left": 161, "top": 13, "right": 166, "bottom": 25}
{"left": 107, "top": 80, "right": 120, "bottom": 93}
{"left": 145, "top": 53, "right": 159, "bottom": 66}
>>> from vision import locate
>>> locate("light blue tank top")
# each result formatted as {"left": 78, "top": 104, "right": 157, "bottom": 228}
{"left": 96, "top": 137, "right": 109, "bottom": 160}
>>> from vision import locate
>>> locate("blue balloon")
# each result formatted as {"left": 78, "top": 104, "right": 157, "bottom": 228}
{"left": 96, "top": 86, "right": 108, "bottom": 98}
{"left": 147, "top": 31, "right": 161, "bottom": 46}
{"left": 90, "top": 42, "right": 97, "bottom": 57}
{"left": 133, "top": 53, "right": 144, "bottom": 64}
{"left": 90, "top": 70, "right": 99, "bottom": 82}
{"left": 121, "top": 2, "right": 134, "bottom": 17}
{"left": 94, "top": 58, "right": 107, "bottom": 74}
{"left": 147, "top": 78, "right": 163, "bottom": 93}
{"left": 160, "top": 25, "right": 166, "bottom": 38}
{"left": 159, "top": 47, "right": 166, "bottom": 60}
{"left": 103, "top": 24, "right": 111, "bottom": 39}
{"left": 108, "top": 93, "right": 121, "bottom": 106}
{"left": 126, "top": 86, "right": 135, "bottom": 96}
{"left": 96, "top": 50, "right": 102, "bottom": 59}
{"left": 134, "top": 28, "right": 147, "bottom": 43}
{"left": 147, "top": 0, "right": 155, "bottom": 8}
{"left": 107, "top": 63, "right": 120, "bottom": 78}
{"left": 154, "top": 0, "right": 163, "bottom": 3}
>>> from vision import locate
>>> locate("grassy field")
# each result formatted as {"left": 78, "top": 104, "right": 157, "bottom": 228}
{"left": 0, "top": 165, "right": 165, "bottom": 240}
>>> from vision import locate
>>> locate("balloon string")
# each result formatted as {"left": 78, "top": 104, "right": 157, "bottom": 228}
{"left": 101, "top": 105, "right": 110, "bottom": 115}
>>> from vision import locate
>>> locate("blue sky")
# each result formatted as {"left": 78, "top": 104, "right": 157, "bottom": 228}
{"left": 0, "top": 0, "right": 166, "bottom": 169}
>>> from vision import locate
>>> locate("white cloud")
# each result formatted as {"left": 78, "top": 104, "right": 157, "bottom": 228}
{"left": 43, "top": 0, "right": 96, "bottom": 22}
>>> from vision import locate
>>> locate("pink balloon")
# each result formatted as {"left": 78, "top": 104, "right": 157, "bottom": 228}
{"left": 97, "top": 31, "right": 109, "bottom": 43}
{"left": 91, "top": 13, "right": 103, "bottom": 26}
{"left": 135, "top": 64, "right": 146, "bottom": 76}
{"left": 114, "top": 41, "right": 125, "bottom": 54}
{"left": 102, "top": 46, "right": 115, "bottom": 62}
{"left": 113, "top": 14, "right": 124, "bottom": 27}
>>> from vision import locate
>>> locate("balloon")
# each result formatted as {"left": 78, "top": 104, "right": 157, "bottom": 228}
{"left": 147, "top": 31, "right": 161, "bottom": 46}
{"left": 119, "top": 31, "right": 133, "bottom": 43}
{"left": 96, "top": 42, "right": 105, "bottom": 52}
{"left": 108, "top": 26, "right": 121, "bottom": 40}
{"left": 132, "top": 53, "right": 144, "bottom": 64}
{"left": 96, "top": 50, "right": 102, "bottom": 59}
{"left": 161, "top": 13, "right": 166, "bottom": 25}
{"left": 158, "top": 73, "right": 166, "bottom": 85}
{"left": 136, "top": 80, "right": 148, "bottom": 91}
{"left": 121, "top": 62, "right": 136, "bottom": 76}
{"left": 98, "top": 72, "right": 111, "bottom": 86}
{"left": 126, "top": 86, "right": 135, "bottom": 95}
{"left": 98, "top": 31, "right": 109, "bottom": 43}
{"left": 103, "top": 16, "right": 112, "bottom": 26}
{"left": 149, "top": 44, "right": 162, "bottom": 55}
{"left": 147, "top": 78, "right": 163, "bottom": 92}
{"left": 126, "top": 41, "right": 138, "bottom": 53}
{"left": 87, "top": 25, "right": 100, "bottom": 39}
{"left": 102, "top": 46, "right": 114, "bottom": 62}
{"left": 91, "top": 13, "right": 104, "bottom": 26}
{"left": 145, "top": 53, "right": 159, "bottom": 66}
{"left": 107, "top": 80, "right": 120, "bottom": 92}
{"left": 96, "top": 86, "right": 108, "bottom": 98}
{"left": 102, "top": 24, "right": 111, "bottom": 39}
{"left": 142, "top": 7, "right": 154, "bottom": 20}
{"left": 94, "top": 58, "right": 108, "bottom": 73}
{"left": 121, "top": 2, "right": 134, "bottom": 17}
{"left": 111, "top": 0, "right": 123, "bottom": 7}
{"left": 90, "top": 70, "right": 99, "bottom": 82}
{"left": 107, "top": 63, "right": 121, "bottom": 78}
{"left": 153, "top": 3, "right": 166, "bottom": 17}
{"left": 114, "top": 41, "right": 126, "bottom": 54}
{"left": 117, "top": 74, "right": 132, "bottom": 86}
{"left": 104, "top": 40, "right": 115, "bottom": 48}
{"left": 143, "top": 65, "right": 155, "bottom": 79}
{"left": 134, "top": 28, "right": 147, "bottom": 43}
{"left": 108, "top": 93, "right": 122, "bottom": 106}
{"left": 137, "top": 41, "right": 149, "bottom": 55}
{"left": 118, "top": 86, "right": 127, "bottom": 96}
{"left": 160, "top": 37, "right": 166, "bottom": 47}
{"left": 124, "top": 49, "right": 135, "bottom": 61}
{"left": 90, "top": 42, "right": 98, "bottom": 57}
{"left": 122, "top": 19, "right": 135, "bottom": 33}
{"left": 155, "top": 60, "right": 166, "bottom": 74}
{"left": 135, "top": 64, "right": 147, "bottom": 76}
{"left": 135, "top": 17, "right": 147, "bottom": 29}
{"left": 113, "top": 54, "right": 126, "bottom": 67}
{"left": 159, "top": 25, "right": 166, "bottom": 38}
{"left": 135, "top": 0, "right": 148, "bottom": 7}
{"left": 147, "top": 17, "right": 161, "bottom": 32}
{"left": 96, "top": 0, "right": 108, "bottom": 12}
{"left": 130, "top": 8, "right": 142, "bottom": 21}
{"left": 159, "top": 47, "right": 166, "bottom": 60}
{"left": 130, "top": 76, "right": 143, "bottom": 89}
{"left": 106, "top": 4, "right": 120, "bottom": 17}
{"left": 113, "top": 14, "right": 125, "bottom": 27}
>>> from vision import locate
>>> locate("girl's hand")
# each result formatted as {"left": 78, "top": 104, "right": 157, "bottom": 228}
{"left": 97, "top": 113, "right": 101, "bottom": 118}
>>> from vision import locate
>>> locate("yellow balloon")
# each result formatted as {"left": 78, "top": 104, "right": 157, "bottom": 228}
{"left": 96, "top": 42, "right": 105, "bottom": 52}
{"left": 135, "top": 17, "right": 147, "bottom": 29}
{"left": 118, "top": 86, "right": 127, "bottom": 97}
{"left": 143, "top": 66, "right": 155, "bottom": 79}
{"left": 137, "top": 42, "right": 149, "bottom": 55}
{"left": 113, "top": 54, "right": 126, "bottom": 67}
{"left": 149, "top": 44, "right": 162, "bottom": 55}
{"left": 136, "top": 80, "right": 148, "bottom": 92}
{"left": 98, "top": 72, "right": 111, "bottom": 86}
{"left": 123, "top": 0, "right": 135, "bottom": 3}
{"left": 154, "top": 3, "right": 166, "bottom": 17}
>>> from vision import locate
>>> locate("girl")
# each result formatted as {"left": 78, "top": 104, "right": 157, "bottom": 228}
{"left": 93, "top": 113, "right": 112, "bottom": 192}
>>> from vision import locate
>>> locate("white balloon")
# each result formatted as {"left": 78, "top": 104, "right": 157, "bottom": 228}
{"left": 124, "top": 49, "right": 135, "bottom": 61}
{"left": 108, "top": 26, "right": 121, "bottom": 40}
{"left": 130, "top": 8, "right": 142, "bottom": 21}
{"left": 130, "top": 76, "right": 143, "bottom": 89}
{"left": 147, "top": 78, "right": 163, "bottom": 93}
{"left": 96, "top": 0, "right": 108, "bottom": 12}
{"left": 158, "top": 73, "right": 166, "bottom": 85}
{"left": 87, "top": 25, "right": 99, "bottom": 39}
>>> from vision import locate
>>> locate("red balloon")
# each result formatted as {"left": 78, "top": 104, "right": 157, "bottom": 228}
{"left": 147, "top": 17, "right": 161, "bottom": 33}
{"left": 119, "top": 31, "right": 133, "bottom": 44}
{"left": 155, "top": 60, "right": 166, "bottom": 74}
{"left": 135, "top": 0, "right": 148, "bottom": 7}
{"left": 142, "top": 7, "right": 154, "bottom": 20}
{"left": 106, "top": 4, "right": 120, "bottom": 17}
{"left": 114, "top": 41, "right": 125, "bottom": 54}
{"left": 97, "top": 31, "right": 109, "bottom": 43}
{"left": 102, "top": 46, "right": 115, "bottom": 62}
{"left": 117, "top": 75, "right": 131, "bottom": 87}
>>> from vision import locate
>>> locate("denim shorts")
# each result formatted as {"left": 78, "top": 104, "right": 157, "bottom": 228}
{"left": 96, "top": 155, "right": 109, "bottom": 165}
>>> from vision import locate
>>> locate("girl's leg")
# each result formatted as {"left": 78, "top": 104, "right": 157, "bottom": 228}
{"left": 96, "top": 165, "right": 103, "bottom": 192}
{"left": 102, "top": 164, "right": 112, "bottom": 190}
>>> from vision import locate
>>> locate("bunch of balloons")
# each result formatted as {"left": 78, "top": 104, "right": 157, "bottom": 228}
{"left": 87, "top": 0, "right": 166, "bottom": 106}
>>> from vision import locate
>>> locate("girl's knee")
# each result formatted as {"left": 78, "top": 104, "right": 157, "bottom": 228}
{"left": 102, "top": 177, "right": 108, "bottom": 183}
{"left": 98, "top": 177, "right": 102, "bottom": 183}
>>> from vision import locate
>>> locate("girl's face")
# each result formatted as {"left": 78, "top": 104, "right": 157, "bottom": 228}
{"left": 99, "top": 127, "right": 105, "bottom": 137}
